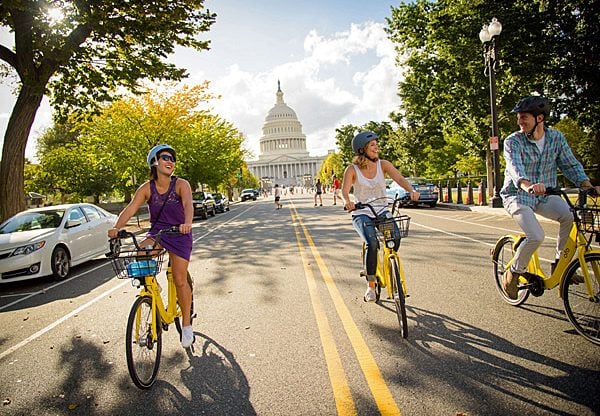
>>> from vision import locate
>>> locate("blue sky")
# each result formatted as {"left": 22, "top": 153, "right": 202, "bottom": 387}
{"left": 0, "top": 1, "right": 406, "bottom": 160}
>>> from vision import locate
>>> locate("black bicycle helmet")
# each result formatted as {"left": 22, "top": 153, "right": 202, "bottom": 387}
{"left": 511, "top": 96, "right": 550, "bottom": 118}
{"left": 351, "top": 131, "right": 378, "bottom": 155}
{"left": 147, "top": 144, "right": 176, "bottom": 168}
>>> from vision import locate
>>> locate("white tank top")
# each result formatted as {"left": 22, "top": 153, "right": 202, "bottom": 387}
{"left": 352, "top": 160, "right": 387, "bottom": 218}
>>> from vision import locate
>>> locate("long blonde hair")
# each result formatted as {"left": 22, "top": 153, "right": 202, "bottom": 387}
{"left": 352, "top": 154, "right": 369, "bottom": 169}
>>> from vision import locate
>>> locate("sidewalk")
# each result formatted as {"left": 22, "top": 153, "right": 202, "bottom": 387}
{"left": 437, "top": 202, "right": 510, "bottom": 217}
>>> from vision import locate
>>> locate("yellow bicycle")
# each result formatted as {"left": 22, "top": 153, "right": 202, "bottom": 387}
{"left": 107, "top": 227, "right": 195, "bottom": 388}
{"left": 354, "top": 196, "right": 411, "bottom": 338}
{"left": 491, "top": 188, "right": 600, "bottom": 344}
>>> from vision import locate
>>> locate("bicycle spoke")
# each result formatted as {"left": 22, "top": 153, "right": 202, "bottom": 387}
{"left": 563, "top": 254, "right": 600, "bottom": 345}
{"left": 126, "top": 296, "right": 162, "bottom": 388}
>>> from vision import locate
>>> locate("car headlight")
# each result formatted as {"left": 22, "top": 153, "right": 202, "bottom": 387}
{"left": 11, "top": 241, "right": 46, "bottom": 256}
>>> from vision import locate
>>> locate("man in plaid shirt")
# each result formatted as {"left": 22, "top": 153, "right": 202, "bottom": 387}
{"left": 500, "top": 96, "right": 598, "bottom": 299}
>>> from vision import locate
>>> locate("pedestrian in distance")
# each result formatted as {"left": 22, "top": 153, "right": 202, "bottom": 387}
{"left": 314, "top": 178, "right": 323, "bottom": 207}
{"left": 500, "top": 96, "right": 600, "bottom": 300}
{"left": 108, "top": 144, "right": 195, "bottom": 348}
{"left": 274, "top": 183, "right": 283, "bottom": 209}
{"left": 342, "top": 131, "right": 419, "bottom": 302}
{"left": 332, "top": 174, "right": 341, "bottom": 205}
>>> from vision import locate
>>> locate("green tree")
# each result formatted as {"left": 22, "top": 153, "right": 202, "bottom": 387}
{"left": 318, "top": 152, "right": 344, "bottom": 184}
{"left": 39, "top": 143, "right": 113, "bottom": 203}
{"left": 0, "top": 0, "right": 216, "bottom": 221}
{"left": 386, "top": 0, "right": 599, "bottom": 179}
{"left": 79, "top": 83, "right": 241, "bottom": 201}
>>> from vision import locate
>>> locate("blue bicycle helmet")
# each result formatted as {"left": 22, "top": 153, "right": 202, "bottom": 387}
{"left": 147, "top": 144, "right": 176, "bottom": 168}
{"left": 352, "top": 131, "right": 378, "bottom": 155}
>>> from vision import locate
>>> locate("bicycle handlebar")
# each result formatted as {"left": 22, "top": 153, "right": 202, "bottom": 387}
{"left": 345, "top": 195, "right": 411, "bottom": 217}
{"left": 535, "top": 187, "right": 598, "bottom": 209}
{"left": 109, "top": 225, "right": 180, "bottom": 251}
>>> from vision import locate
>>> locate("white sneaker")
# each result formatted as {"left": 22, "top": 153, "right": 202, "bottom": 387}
{"left": 364, "top": 287, "right": 377, "bottom": 302}
{"left": 181, "top": 325, "right": 194, "bottom": 348}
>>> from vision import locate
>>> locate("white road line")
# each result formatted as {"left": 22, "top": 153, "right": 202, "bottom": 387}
{"left": 0, "top": 261, "right": 111, "bottom": 311}
{"left": 410, "top": 220, "right": 553, "bottom": 263}
{"left": 0, "top": 280, "right": 129, "bottom": 361}
{"left": 0, "top": 212, "right": 231, "bottom": 360}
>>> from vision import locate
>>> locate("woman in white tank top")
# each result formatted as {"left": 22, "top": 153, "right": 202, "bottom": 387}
{"left": 341, "top": 131, "right": 419, "bottom": 302}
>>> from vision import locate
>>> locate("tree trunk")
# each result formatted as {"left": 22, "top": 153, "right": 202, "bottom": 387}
{"left": 0, "top": 86, "right": 44, "bottom": 222}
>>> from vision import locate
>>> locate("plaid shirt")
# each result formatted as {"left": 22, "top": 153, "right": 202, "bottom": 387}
{"left": 501, "top": 127, "right": 589, "bottom": 208}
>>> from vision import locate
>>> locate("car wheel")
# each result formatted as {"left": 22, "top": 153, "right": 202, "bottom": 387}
{"left": 428, "top": 202, "right": 437, "bottom": 208}
{"left": 51, "top": 246, "right": 70, "bottom": 280}
{"left": 201, "top": 209, "right": 208, "bottom": 220}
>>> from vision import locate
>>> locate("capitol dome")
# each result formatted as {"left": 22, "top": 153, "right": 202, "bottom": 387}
{"left": 259, "top": 81, "right": 308, "bottom": 158}
{"left": 246, "top": 81, "right": 325, "bottom": 188}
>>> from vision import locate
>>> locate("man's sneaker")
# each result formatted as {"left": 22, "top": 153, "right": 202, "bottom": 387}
{"left": 364, "top": 287, "right": 377, "bottom": 302}
{"left": 181, "top": 325, "right": 194, "bottom": 349}
{"left": 502, "top": 269, "right": 519, "bottom": 300}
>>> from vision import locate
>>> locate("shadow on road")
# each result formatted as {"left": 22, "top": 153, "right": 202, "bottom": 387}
{"left": 372, "top": 305, "right": 598, "bottom": 415}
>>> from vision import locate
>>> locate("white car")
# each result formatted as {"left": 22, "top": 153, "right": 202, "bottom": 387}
{"left": 0, "top": 204, "right": 118, "bottom": 283}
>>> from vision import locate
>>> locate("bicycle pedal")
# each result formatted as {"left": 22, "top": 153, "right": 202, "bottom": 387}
{"left": 191, "top": 312, "right": 197, "bottom": 319}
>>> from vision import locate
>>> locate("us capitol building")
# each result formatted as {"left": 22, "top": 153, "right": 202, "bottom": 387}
{"left": 246, "top": 82, "right": 325, "bottom": 188}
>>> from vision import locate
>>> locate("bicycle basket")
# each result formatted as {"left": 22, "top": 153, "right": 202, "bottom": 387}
{"left": 574, "top": 204, "right": 600, "bottom": 235}
{"left": 108, "top": 248, "right": 166, "bottom": 279}
{"left": 377, "top": 214, "right": 411, "bottom": 239}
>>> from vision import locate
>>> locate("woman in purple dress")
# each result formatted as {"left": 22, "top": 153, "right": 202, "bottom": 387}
{"left": 108, "top": 144, "right": 195, "bottom": 348}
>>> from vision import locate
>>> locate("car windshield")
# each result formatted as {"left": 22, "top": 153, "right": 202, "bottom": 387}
{"left": 192, "top": 192, "right": 205, "bottom": 199}
{"left": 0, "top": 210, "right": 65, "bottom": 234}
{"left": 242, "top": 189, "right": 253, "bottom": 193}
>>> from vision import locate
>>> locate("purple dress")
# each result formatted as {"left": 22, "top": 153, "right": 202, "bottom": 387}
{"left": 147, "top": 176, "right": 193, "bottom": 261}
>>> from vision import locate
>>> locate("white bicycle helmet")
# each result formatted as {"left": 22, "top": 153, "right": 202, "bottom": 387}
{"left": 147, "top": 144, "right": 176, "bottom": 168}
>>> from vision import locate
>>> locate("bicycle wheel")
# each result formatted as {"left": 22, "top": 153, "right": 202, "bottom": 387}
{"left": 492, "top": 236, "right": 529, "bottom": 306}
{"left": 125, "top": 296, "right": 162, "bottom": 389}
{"left": 389, "top": 257, "right": 408, "bottom": 338}
{"left": 562, "top": 252, "right": 600, "bottom": 345}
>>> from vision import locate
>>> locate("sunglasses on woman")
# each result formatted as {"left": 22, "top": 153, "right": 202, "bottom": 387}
{"left": 159, "top": 154, "right": 176, "bottom": 162}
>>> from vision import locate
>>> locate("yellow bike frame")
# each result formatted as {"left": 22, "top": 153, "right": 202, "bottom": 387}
{"left": 133, "top": 264, "right": 181, "bottom": 342}
{"left": 372, "top": 230, "right": 408, "bottom": 299}
{"left": 505, "top": 221, "right": 600, "bottom": 297}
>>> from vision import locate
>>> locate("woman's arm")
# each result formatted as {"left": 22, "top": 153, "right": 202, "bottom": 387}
{"left": 177, "top": 178, "right": 194, "bottom": 234}
{"left": 108, "top": 182, "right": 150, "bottom": 237}
{"left": 342, "top": 165, "right": 357, "bottom": 211}
{"left": 381, "top": 160, "right": 419, "bottom": 201}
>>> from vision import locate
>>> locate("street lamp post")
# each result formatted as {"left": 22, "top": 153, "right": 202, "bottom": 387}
{"left": 480, "top": 17, "right": 503, "bottom": 208}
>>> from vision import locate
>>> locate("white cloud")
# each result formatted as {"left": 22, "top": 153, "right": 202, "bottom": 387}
{"left": 199, "top": 21, "right": 402, "bottom": 159}
{"left": 1, "top": 21, "right": 403, "bottom": 163}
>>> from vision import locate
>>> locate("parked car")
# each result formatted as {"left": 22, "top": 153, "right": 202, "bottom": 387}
{"left": 192, "top": 191, "right": 216, "bottom": 219}
{"left": 0, "top": 204, "right": 119, "bottom": 283}
{"left": 387, "top": 178, "right": 439, "bottom": 208}
{"left": 213, "top": 193, "right": 230, "bottom": 213}
{"left": 241, "top": 188, "right": 257, "bottom": 201}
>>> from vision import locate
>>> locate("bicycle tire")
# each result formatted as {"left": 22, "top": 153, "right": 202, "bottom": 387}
{"left": 492, "top": 236, "right": 529, "bottom": 306}
{"left": 389, "top": 257, "right": 408, "bottom": 338}
{"left": 561, "top": 252, "right": 600, "bottom": 345}
{"left": 125, "top": 296, "right": 162, "bottom": 389}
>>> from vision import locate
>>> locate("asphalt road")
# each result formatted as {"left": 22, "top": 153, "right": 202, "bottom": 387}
{"left": 0, "top": 192, "right": 598, "bottom": 416}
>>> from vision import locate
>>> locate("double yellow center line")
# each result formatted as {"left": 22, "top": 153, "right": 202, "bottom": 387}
{"left": 289, "top": 201, "right": 401, "bottom": 416}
